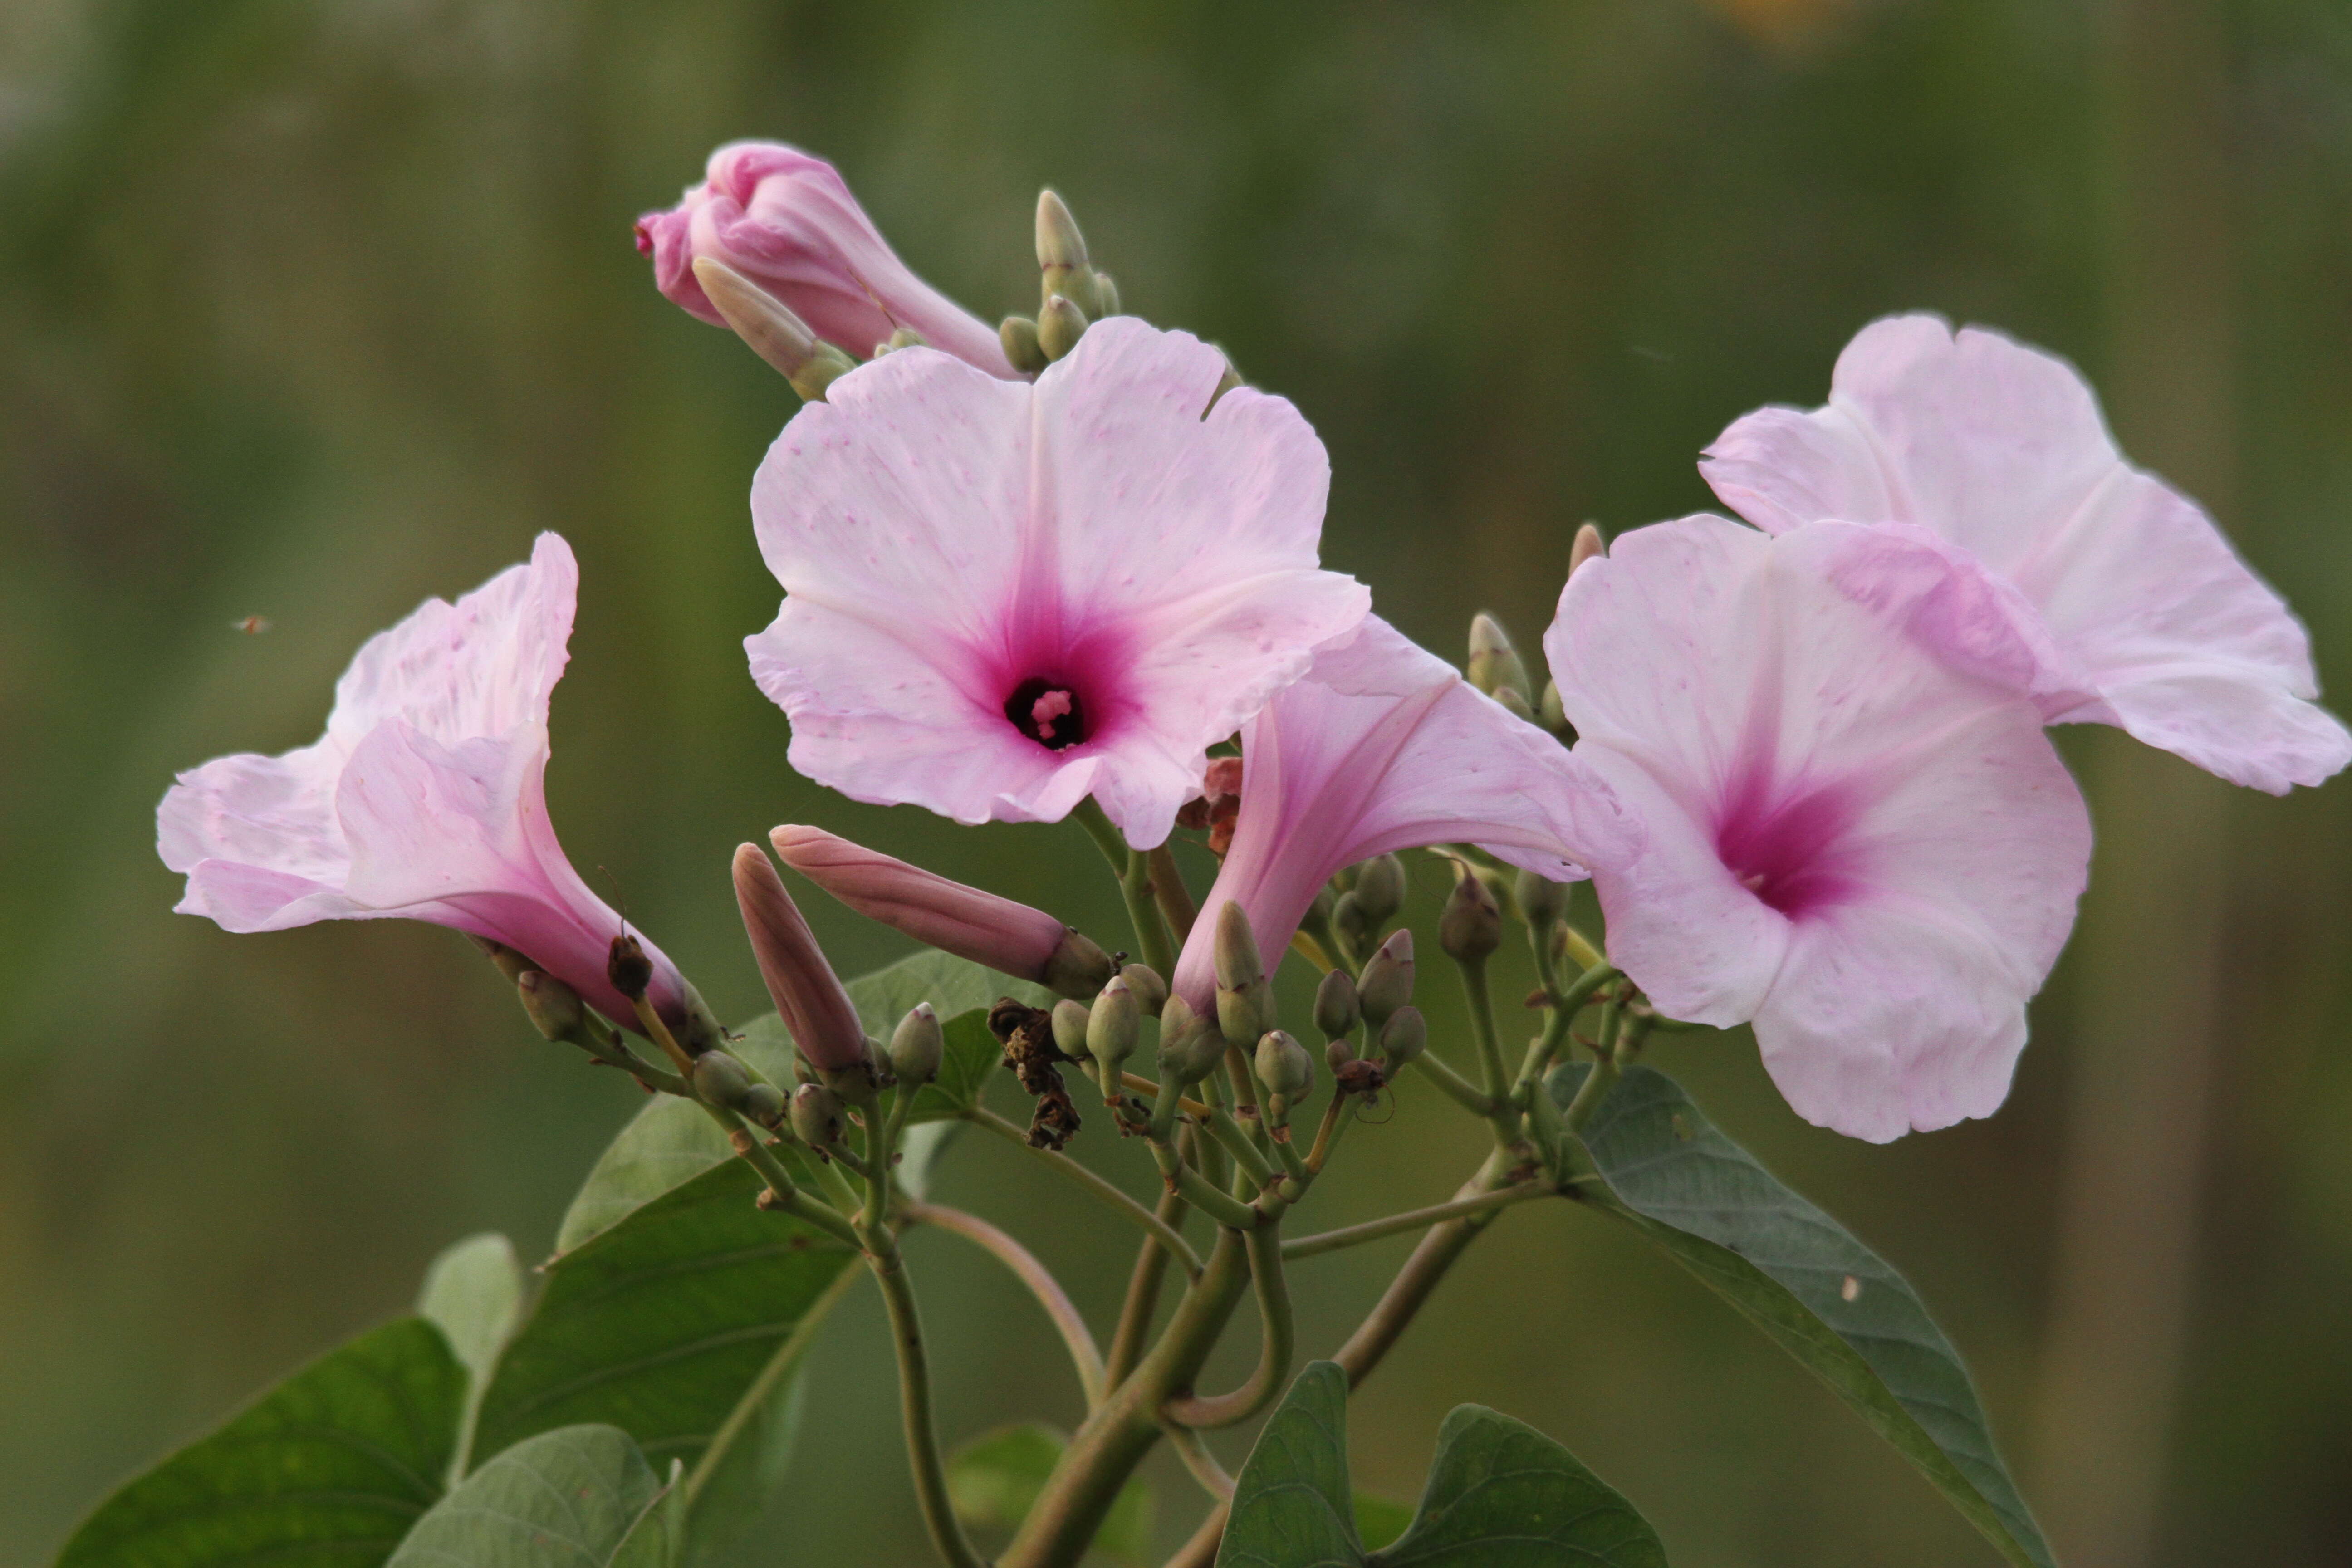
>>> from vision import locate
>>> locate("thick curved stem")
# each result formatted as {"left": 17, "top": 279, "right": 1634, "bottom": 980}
{"left": 1284, "top": 1181, "right": 1552, "bottom": 1260}
{"left": 1333, "top": 1149, "right": 1514, "bottom": 1389}
{"left": 1161, "top": 1422, "right": 1235, "bottom": 1500}
{"left": 1166, "top": 1503, "right": 1228, "bottom": 1568}
{"left": 868, "top": 1245, "right": 989, "bottom": 1568}
{"left": 1161, "top": 1226, "right": 1293, "bottom": 1431}
{"left": 903, "top": 1200, "right": 1105, "bottom": 1409}
{"left": 966, "top": 1107, "right": 1204, "bottom": 1277}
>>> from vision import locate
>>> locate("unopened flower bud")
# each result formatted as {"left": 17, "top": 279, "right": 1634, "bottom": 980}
{"left": 818, "top": 1039, "right": 887, "bottom": 1107}
{"left": 1157, "top": 995, "right": 1225, "bottom": 1084}
{"left": 789, "top": 1082, "right": 844, "bottom": 1149}
{"left": 1378, "top": 1005, "right": 1427, "bottom": 1065}
{"left": 1043, "top": 930, "right": 1118, "bottom": 1000}
{"left": 1467, "top": 613, "right": 1532, "bottom": 706}
{"left": 516, "top": 969, "right": 586, "bottom": 1042}
{"left": 1218, "top": 981, "right": 1272, "bottom": 1053}
{"left": 1568, "top": 522, "right": 1606, "bottom": 578}
{"left": 734, "top": 843, "right": 867, "bottom": 1073}
{"left": 607, "top": 934, "right": 655, "bottom": 1002}
{"left": 1052, "top": 999, "right": 1092, "bottom": 1061}
{"left": 1515, "top": 867, "right": 1570, "bottom": 930}
{"left": 1254, "top": 1030, "right": 1313, "bottom": 1100}
{"left": 742, "top": 1082, "right": 788, "bottom": 1129}
{"left": 689, "top": 256, "right": 858, "bottom": 402}
{"left": 1440, "top": 872, "right": 1504, "bottom": 963}
{"left": 1035, "top": 189, "right": 1091, "bottom": 279}
{"left": 1001, "top": 315, "right": 1048, "bottom": 375}
{"left": 1118, "top": 962, "right": 1168, "bottom": 1018}
{"left": 693, "top": 1050, "right": 755, "bottom": 1110}
{"left": 1038, "top": 293, "right": 1088, "bottom": 362}
{"left": 1092, "top": 270, "right": 1121, "bottom": 318}
{"left": 878, "top": 326, "right": 927, "bottom": 355}
{"left": 1357, "top": 929, "right": 1416, "bottom": 1027}
{"left": 889, "top": 1002, "right": 944, "bottom": 1087}
{"left": 1324, "top": 1037, "right": 1357, "bottom": 1073}
{"left": 1352, "top": 854, "right": 1407, "bottom": 926}
{"left": 1313, "top": 967, "right": 1361, "bottom": 1041}
{"left": 1331, "top": 891, "right": 1372, "bottom": 959}
{"left": 1494, "top": 686, "right": 1536, "bottom": 723}
{"left": 1539, "top": 678, "right": 1573, "bottom": 742}
{"left": 1087, "top": 975, "right": 1141, "bottom": 1081}
{"left": 1213, "top": 901, "right": 1264, "bottom": 990}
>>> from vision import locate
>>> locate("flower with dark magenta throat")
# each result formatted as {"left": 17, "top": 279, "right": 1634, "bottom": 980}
{"left": 1702, "top": 313, "right": 2352, "bottom": 795}
{"left": 1168, "top": 617, "right": 1641, "bottom": 1011}
{"left": 1547, "top": 515, "right": 2092, "bottom": 1143}
{"left": 157, "top": 534, "right": 700, "bottom": 1038}
{"left": 745, "top": 315, "right": 1371, "bottom": 849}
{"left": 638, "top": 140, "right": 1016, "bottom": 377}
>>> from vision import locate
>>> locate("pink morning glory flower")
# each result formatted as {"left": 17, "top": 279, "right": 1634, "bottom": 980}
{"left": 1701, "top": 313, "right": 2351, "bottom": 794}
{"left": 1168, "top": 617, "right": 1641, "bottom": 1009}
{"left": 746, "top": 316, "right": 1371, "bottom": 848}
{"left": 637, "top": 141, "right": 1015, "bottom": 377}
{"left": 157, "top": 534, "right": 695, "bottom": 1037}
{"left": 1546, "top": 515, "right": 2092, "bottom": 1142}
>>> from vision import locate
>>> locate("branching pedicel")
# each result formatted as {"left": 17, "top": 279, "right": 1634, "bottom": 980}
{"left": 98, "top": 142, "right": 2349, "bottom": 1568}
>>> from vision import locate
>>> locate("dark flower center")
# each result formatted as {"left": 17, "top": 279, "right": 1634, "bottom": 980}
{"left": 1006, "top": 677, "right": 1088, "bottom": 750}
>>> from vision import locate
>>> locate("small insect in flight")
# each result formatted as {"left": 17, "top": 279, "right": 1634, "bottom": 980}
{"left": 232, "top": 615, "right": 272, "bottom": 635}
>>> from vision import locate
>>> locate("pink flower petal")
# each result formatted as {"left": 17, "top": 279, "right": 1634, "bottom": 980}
{"left": 1549, "top": 516, "right": 2092, "bottom": 1141}
{"left": 748, "top": 317, "right": 1369, "bottom": 847}
{"left": 1170, "top": 617, "right": 1640, "bottom": 1007}
{"left": 1702, "top": 314, "right": 2350, "bottom": 793}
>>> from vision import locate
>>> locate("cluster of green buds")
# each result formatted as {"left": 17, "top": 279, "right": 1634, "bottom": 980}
{"left": 1468, "top": 522, "right": 1604, "bottom": 745}
{"left": 1001, "top": 191, "right": 1121, "bottom": 372}
{"left": 1324, "top": 852, "right": 1407, "bottom": 968}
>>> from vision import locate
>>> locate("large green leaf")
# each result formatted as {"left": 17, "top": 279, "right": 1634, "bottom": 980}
{"left": 946, "top": 1423, "right": 1154, "bottom": 1565}
{"left": 58, "top": 1318, "right": 465, "bottom": 1568}
{"left": 555, "top": 950, "right": 1043, "bottom": 1252}
{"left": 474, "top": 1159, "right": 858, "bottom": 1474}
{"left": 1553, "top": 1063, "right": 2052, "bottom": 1568}
{"left": 1217, "top": 1362, "right": 1664, "bottom": 1568}
{"left": 418, "top": 1232, "right": 526, "bottom": 1480}
{"left": 384, "top": 1424, "right": 666, "bottom": 1568}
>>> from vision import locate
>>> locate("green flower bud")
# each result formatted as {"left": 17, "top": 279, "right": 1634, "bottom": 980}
{"left": 1568, "top": 521, "right": 1606, "bottom": 578}
{"left": 889, "top": 1002, "right": 944, "bottom": 1087}
{"left": 1254, "top": 1029, "right": 1313, "bottom": 1099}
{"left": 1218, "top": 979, "right": 1273, "bottom": 1054}
{"left": 1378, "top": 1005, "right": 1427, "bottom": 1065}
{"left": 789, "top": 1082, "right": 843, "bottom": 1148}
{"left": 1051, "top": 999, "right": 1092, "bottom": 1061}
{"left": 1467, "top": 613, "right": 1532, "bottom": 705}
{"left": 515, "top": 969, "right": 585, "bottom": 1042}
{"left": 1119, "top": 962, "right": 1168, "bottom": 1018}
{"left": 1494, "top": 686, "right": 1536, "bottom": 723}
{"left": 1086, "top": 974, "right": 1142, "bottom": 1080}
{"left": 692, "top": 1050, "right": 755, "bottom": 1110}
{"left": 1324, "top": 1036, "right": 1357, "bottom": 1073}
{"left": 1035, "top": 189, "right": 1091, "bottom": 279}
{"left": 790, "top": 343, "right": 858, "bottom": 404}
{"left": 1043, "top": 928, "right": 1117, "bottom": 1000}
{"left": 1313, "top": 967, "right": 1361, "bottom": 1041}
{"left": 690, "top": 255, "right": 843, "bottom": 394}
{"left": 1001, "top": 315, "right": 1049, "bottom": 375}
{"left": 1439, "top": 872, "right": 1504, "bottom": 963}
{"left": 742, "top": 1082, "right": 788, "bottom": 1129}
{"left": 1038, "top": 293, "right": 1088, "bottom": 362}
{"left": 1331, "top": 890, "right": 1372, "bottom": 960}
{"left": 1539, "top": 678, "right": 1573, "bottom": 743}
{"left": 1514, "top": 867, "right": 1570, "bottom": 931}
{"left": 1352, "top": 853, "right": 1407, "bottom": 926}
{"left": 1092, "top": 270, "right": 1121, "bottom": 317}
{"left": 1357, "top": 929, "right": 1416, "bottom": 1027}
{"left": 1156, "top": 995, "right": 1224, "bottom": 1084}
{"left": 879, "top": 326, "right": 927, "bottom": 354}
{"left": 1213, "top": 901, "right": 1264, "bottom": 990}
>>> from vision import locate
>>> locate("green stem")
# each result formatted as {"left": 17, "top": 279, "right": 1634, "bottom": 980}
{"left": 1455, "top": 955, "right": 1519, "bottom": 1147}
{"left": 1161, "top": 1225, "right": 1293, "bottom": 1430}
{"left": 965, "top": 1107, "right": 1204, "bottom": 1277}
{"left": 1333, "top": 1147, "right": 1516, "bottom": 1388}
{"left": 903, "top": 1201, "right": 1105, "bottom": 1408}
{"left": 1284, "top": 1182, "right": 1552, "bottom": 1260}
{"left": 696, "top": 1102, "right": 861, "bottom": 1249}
{"left": 1151, "top": 1139, "right": 1260, "bottom": 1231}
{"left": 1406, "top": 1049, "right": 1501, "bottom": 1119}
{"left": 1513, "top": 962, "right": 1620, "bottom": 1098}
{"left": 1074, "top": 797, "right": 1176, "bottom": 975}
{"left": 1104, "top": 1185, "right": 1189, "bottom": 1391}
{"left": 867, "top": 1242, "right": 989, "bottom": 1568}
{"left": 1161, "top": 1421, "right": 1235, "bottom": 1500}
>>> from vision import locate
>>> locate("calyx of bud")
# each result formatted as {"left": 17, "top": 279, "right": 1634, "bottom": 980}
{"left": 789, "top": 1082, "right": 844, "bottom": 1149}
{"left": 692, "top": 1050, "right": 755, "bottom": 1110}
{"left": 516, "top": 968, "right": 586, "bottom": 1042}
{"left": 1439, "top": 870, "right": 1504, "bottom": 963}
{"left": 1043, "top": 928, "right": 1117, "bottom": 1000}
{"left": 1254, "top": 1029, "right": 1313, "bottom": 1100}
{"left": 1357, "top": 929, "right": 1416, "bottom": 1027}
{"left": 691, "top": 256, "right": 858, "bottom": 401}
{"left": 1086, "top": 975, "right": 1142, "bottom": 1085}
{"left": 1467, "top": 612, "right": 1533, "bottom": 706}
{"left": 889, "top": 1002, "right": 944, "bottom": 1087}
{"left": 1156, "top": 995, "right": 1224, "bottom": 1085}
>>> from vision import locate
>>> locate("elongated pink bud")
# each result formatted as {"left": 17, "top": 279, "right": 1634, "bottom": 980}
{"left": 732, "top": 842, "right": 867, "bottom": 1072}
{"left": 770, "top": 825, "right": 1112, "bottom": 1000}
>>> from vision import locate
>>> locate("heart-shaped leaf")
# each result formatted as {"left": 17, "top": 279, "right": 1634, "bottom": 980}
{"left": 59, "top": 1318, "right": 465, "bottom": 1568}
{"left": 385, "top": 1424, "right": 666, "bottom": 1568}
{"left": 1553, "top": 1063, "right": 2052, "bottom": 1568}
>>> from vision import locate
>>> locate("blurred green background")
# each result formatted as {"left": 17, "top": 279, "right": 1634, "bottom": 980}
{"left": 4, "top": 0, "right": 2349, "bottom": 1563}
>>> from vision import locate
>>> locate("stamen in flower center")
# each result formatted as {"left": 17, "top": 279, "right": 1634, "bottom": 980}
{"left": 1006, "top": 677, "right": 1088, "bottom": 750}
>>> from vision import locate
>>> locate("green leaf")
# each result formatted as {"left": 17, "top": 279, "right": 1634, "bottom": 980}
{"left": 1553, "top": 1063, "right": 2052, "bottom": 1568}
{"left": 418, "top": 1233, "right": 524, "bottom": 1392}
{"left": 58, "top": 1318, "right": 465, "bottom": 1568}
{"left": 1376, "top": 1406, "right": 1666, "bottom": 1567}
{"left": 554, "top": 949, "right": 1043, "bottom": 1252}
{"left": 1220, "top": 1363, "right": 1666, "bottom": 1568}
{"left": 611, "top": 1462, "right": 689, "bottom": 1568}
{"left": 1351, "top": 1493, "right": 1414, "bottom": 1553}
{"left": 474, "top": 1159, "right": 858, "bottom": 1478}
{"left": 1219, "top": 1363, "right": 1361, "bottom": 1568}
{"left": 946, "top": 1423, "right": 1154, "bottom": 1565}
{"left": 384, "top": 1424, "right": 664, "bottom": 1568}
